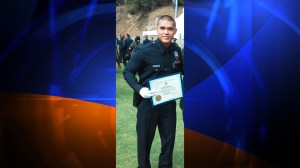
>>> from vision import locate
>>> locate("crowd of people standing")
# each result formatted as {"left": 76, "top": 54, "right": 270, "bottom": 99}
{"left": 116, "top": 33, "right": 181, "bottom": 70}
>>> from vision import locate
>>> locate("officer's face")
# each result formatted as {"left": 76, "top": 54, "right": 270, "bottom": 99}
{"left": 156, "top": 20, "right": 177, "bottom": 47}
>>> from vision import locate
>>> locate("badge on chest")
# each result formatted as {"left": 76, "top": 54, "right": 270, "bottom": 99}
{"left": 174, "top": 51, "right": 180, "bottom": 64}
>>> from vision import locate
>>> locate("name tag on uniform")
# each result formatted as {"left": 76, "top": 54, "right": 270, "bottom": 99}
{"left": 153, "top": 65, "right": 160, "bottom": 68}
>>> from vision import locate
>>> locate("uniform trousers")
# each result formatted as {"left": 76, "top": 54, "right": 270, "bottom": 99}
{"left": 122, "top": 56, "right": 127, "bottom": 67}
{"left": 137, "top": 98, "right": 176, "bottom": 168}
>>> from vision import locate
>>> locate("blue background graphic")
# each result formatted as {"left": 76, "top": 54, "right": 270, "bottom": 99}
{"left": 1, "top": 1, "right": 116, "bottom": 167}
{"left": 1, "top": 0, "right": 116, "bottom": 106}
{"left": 185, "top": 0, "right": 300, "bottom": 166}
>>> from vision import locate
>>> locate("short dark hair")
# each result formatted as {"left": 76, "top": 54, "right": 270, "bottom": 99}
{"left": 135, "top": 36, "right": 140, "bottom": 42}
{"left": 157, "top": 15, "right": 176, "bottom": 28}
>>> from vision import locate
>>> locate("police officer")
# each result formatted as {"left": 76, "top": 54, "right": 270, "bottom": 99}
{"left": 143, "top": 34, "right": 151, "bottom": 45}
{"left": 123, "top": 15, "right": 183, "bottom": 168}
{"left": 129, "top": 36, "right": 142, "bottom": 56}
{"left": 123, "top": 33, "right": 134, "bottom": 62}
{"left": 118, "top": 35, "right": 126, "bottom": 66}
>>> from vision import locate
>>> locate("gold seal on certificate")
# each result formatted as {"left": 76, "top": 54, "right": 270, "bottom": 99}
{"left": 155, "top": 95, "right": 162, "bottom": 102}
{"left": 149, "top": 73, "right": 183, "bottom": 106}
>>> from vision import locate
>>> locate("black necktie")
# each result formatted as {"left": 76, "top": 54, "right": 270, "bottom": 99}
{"left": 165, "top": 48, "right": 171, "bottom": 70}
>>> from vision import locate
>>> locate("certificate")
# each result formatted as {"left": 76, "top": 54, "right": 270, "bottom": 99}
{"left": 149, "top": 73, "right": 183, "bottom": 106}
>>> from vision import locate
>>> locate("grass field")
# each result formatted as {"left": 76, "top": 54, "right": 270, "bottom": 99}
{"left": 116, "top": 65, "right": 184, "bottom": 168}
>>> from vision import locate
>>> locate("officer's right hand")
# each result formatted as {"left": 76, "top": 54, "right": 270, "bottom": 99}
{"left": 139, "top": 87, "right": 156, "bottom": 98}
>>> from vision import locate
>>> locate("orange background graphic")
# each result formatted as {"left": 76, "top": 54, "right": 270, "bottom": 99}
{"left": 0, "top": 93, "right": 115, "bottom": 167}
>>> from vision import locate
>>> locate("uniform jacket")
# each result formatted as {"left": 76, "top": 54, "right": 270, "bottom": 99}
{"left": 123, "top": 39, "right": 183, "bottom": 93}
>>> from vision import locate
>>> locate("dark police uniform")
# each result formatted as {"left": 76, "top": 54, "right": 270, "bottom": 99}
{"left": 123, "top": 37, "right": 134, "bottom": 62}
{"left": 118, "top": 38, "right": 125, "bottom": 64}
{"left": 123, "top": 39, "right": 183, "bottom": 168}
{"left": 143, "top": 38, "right": 151, "bottom": 45}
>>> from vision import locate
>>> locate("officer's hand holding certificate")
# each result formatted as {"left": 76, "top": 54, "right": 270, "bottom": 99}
{"left": 139, "top": 87, "right": 157, "bottom": 98}
{"left": 149, "top": 73, "right": 183, "bottom": 106}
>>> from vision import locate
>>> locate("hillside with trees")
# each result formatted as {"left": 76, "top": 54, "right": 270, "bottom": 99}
{"left": 116, "top": 0, "right": 183, "bottom": 37}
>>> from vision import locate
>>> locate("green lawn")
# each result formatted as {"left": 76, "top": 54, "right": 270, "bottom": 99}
{"left": 116, "top": 65, "right": 184, "bottom": 168}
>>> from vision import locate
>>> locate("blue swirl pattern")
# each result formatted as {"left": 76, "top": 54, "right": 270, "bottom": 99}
{"left": 185, "top": 0, "right": 300, "bottom": 166}
{"left": 1, "top": 1, "right": 116, "bottom": 107}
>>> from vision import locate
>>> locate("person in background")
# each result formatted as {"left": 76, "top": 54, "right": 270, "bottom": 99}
{"left": 123, "top": 33, "right": 134, "bottom": 62}
{"left": 116, "top": 38, "right": 121, "bottom": 70}
{"left": 118, "top": 35, "right": 126, "bottom": 67}
{"left": 172, "top": 38, "right": 178, "bottom": 47}
{"left": 129, "top": 36, "right": 142, "bottom": 57}
{"left": 143, "top": 34, "right": 151, "bottom": 45}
